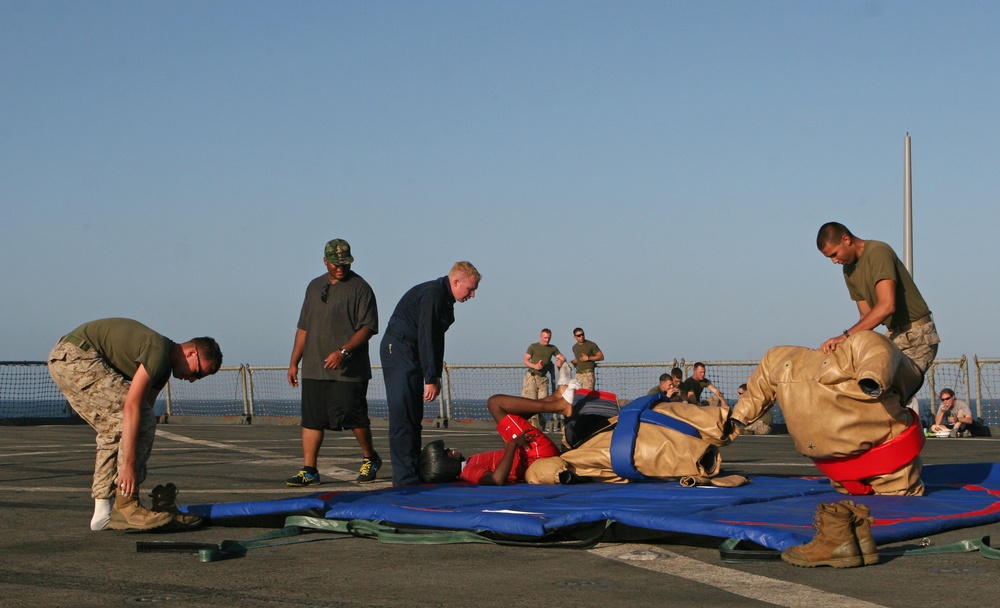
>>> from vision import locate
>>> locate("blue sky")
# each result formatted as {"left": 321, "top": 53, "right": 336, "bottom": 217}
{"left": 2, "top": 1, "right": 998, "bottom": 366}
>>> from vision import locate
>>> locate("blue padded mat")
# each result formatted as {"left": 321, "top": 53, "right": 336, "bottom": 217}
{"left": 185, "top": 463, "right": 1000, "bottom": 551}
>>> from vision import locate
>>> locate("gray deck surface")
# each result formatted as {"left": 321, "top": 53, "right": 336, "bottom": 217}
{"left": 1, "top": 422, "right": 997, "bottom": 608}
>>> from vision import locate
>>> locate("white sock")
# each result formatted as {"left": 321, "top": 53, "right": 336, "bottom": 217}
{"left": 561, "top": 380, "right": 581, "bottom": 404}
{"left": 556, "top": 363, "right": 574, "bottom": 387}
{"left": 91, "top": 497, "right": 113, "bottom": 531}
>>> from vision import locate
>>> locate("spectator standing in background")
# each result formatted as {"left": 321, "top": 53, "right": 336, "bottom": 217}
{"left": 570, "top": 328, "right": 603, "bottom": 389}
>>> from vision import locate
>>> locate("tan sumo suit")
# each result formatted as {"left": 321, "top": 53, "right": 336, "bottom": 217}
{"left": 525, "top": 396, "right": 732, "bottom": 484}
{"left": 731, "top": 330, "right": 926, "bottom": 496}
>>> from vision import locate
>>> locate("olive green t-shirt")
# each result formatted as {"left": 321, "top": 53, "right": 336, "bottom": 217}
{"left": 572, "top": 340, "right": 601, "bottom": 373}
{"left": 73, "top": 318, "right": 174, "bottom": 387}
{"left": 680, "top": 377, "right": 713, "bottom": 401}
{"left": 843, "top": 240, "right": 931, "bottom": 329}
{"left": 525, "top": 343, "right": 562, "bottom": 377}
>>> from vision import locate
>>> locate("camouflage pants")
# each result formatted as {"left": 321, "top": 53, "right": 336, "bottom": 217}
{"left": 743, "top": 419, "right": 772, "bottom": 435}
{"left": 887, "top": 319, "right": 940, "bottom": 375}
{"left": 47, "top": 341, "right": 157, "bottom": 499}
{"left": 700, "top": 394, "right": 727, "bottom": 408}
{"left": 521, "top": 373, "right": 551, "bottom": 399}
{"left": 522, "top": 373, "right": 552, "bottom": 429}
{"left": 575, "top": 370, "right": 595, "bottom": 390}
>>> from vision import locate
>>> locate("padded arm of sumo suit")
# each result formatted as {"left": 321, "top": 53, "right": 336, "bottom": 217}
{"left": 728, "top": 350, "right": 783, "bottom": 437}
{"left": 845, "top": 331, "right": 924, "bottom": 402}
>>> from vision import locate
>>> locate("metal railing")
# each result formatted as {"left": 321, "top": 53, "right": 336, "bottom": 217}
{"left": 2, "top": 357, "right": 996, "bottom": 428}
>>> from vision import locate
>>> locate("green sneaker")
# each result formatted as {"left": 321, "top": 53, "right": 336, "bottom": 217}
{"left": 357, "top": 454, "right": 382, "bottom": 483}
{"left": 285, "top": 469, "right": 320, "bottom": 487}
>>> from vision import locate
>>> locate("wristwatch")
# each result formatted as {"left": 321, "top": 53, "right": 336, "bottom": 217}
{"left": 340, "top": 349, "right": 351, "bottom": 358}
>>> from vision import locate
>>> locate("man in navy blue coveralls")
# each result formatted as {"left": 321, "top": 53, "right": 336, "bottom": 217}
{"left": 381, "top": 261, "right": 482, "bottom": 485}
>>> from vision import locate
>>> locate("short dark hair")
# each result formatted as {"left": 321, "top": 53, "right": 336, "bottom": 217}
{"left": 940, "top": 388, "right": 956, "bottom": 398}
{"left": 573, "top": 327, "right": 584, "bottom": 335}
{"left": 693, "top": 362, "right": 706, "bottom": 370}
{"left": 541, "top": 328, "right": 551, "bottom": 335}
{"left": 418, "top": 440, "right": 462, "bottom": 483}
{"left": 190, "top": 337, "right": 223, "bottom": 374}
{"left": 659, "top": 373, "right": 671, "bottom": 382}
{"left": 816, "top": 222, "right": 854, "bottom": 250}
{"left": 739, "top": 383, "right": 748, "bottom": 391}
{"left": 671, "top": 367, "right": 683, "bottom": 379}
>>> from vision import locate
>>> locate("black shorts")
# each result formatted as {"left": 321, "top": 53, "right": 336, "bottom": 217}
{"left": 301, "top": 379, "right": 370, "bottom": 430}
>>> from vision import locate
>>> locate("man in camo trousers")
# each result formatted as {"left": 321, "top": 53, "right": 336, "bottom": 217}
{"left": 48, "top": 318, "right": 222, "bottom": 531}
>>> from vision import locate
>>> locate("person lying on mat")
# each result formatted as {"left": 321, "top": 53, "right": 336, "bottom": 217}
{"left": 524, "top": 390, "right": 734, "bottom": 485}
{"left": 418, "top": 414, "right": 559, "bottom": 485}
{"left": 419, "top": 365, "right": 622, "bottom": 485}
{"left": 486, "top": 360, "right": 621, "bottom": 449}
{"left": 479, "top": 363, "right": 733, "bottom": 486}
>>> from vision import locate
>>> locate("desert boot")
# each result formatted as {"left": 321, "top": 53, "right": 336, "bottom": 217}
{"left": 108, "top": 492, "right": 174, "bottom": 531}
{"left": 840, "top": 500, "right": 879, "bottom": 565}
{"left": 781, "top": 502, "right": 864, "bottom": 568}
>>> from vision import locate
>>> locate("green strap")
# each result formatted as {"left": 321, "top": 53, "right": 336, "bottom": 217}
{"left": 718, "top": 535, "right": 1000, "bottom": 563}
{"left": 879, "top": 536, "right": 1000, "bottom": 559}
{"left": 288, "top": 516, "right": 610, "bottom": 548}
{"left": 198, "top": 523, "right": 349, "bottom": 562}
{"left": 190, "top": 516, "right": 612, "bottom": 562}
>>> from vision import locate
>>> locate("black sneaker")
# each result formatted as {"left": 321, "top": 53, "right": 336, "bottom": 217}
{"left": 285, "top": 469, "right": 321, "bottom": 487}
{"left": 357, "top": 454, "right": 382, "bottom": 483}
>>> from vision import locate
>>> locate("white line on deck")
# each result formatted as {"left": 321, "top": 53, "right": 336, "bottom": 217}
{"left": 154, "top": 429, "right": 360, "bottom": 480}
{"left": 155, "top": 429, "right": 281, "bottom": 458}
{"left": 589, "top": 544, "right": 887, "bottom": 608}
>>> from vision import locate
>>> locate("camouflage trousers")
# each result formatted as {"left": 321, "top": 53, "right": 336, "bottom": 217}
{"left": 521, "top": 372, "right": 551, "bottom": 399}
{"left": 522, "top": 373, "right": 553, "bottom": 430}
{"left": 575, "top": 370, "right": 595, "bottom": 390}
{"left": 743, "top": 419, "right": 772, "bottom": 435}
{"left": 47, "top": 341, "right": 157, "bottom": 499}
{"left": 887, "top": 318, "right": 940, "bottom": 375}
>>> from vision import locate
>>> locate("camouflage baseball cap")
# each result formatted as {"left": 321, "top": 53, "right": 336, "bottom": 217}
{"left": 324, "top": 239, "right": 354, "bottom": 265}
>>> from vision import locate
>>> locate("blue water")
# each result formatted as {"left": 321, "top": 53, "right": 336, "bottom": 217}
{"left": 0, "top": 398, "right": 980, "bottom": 427}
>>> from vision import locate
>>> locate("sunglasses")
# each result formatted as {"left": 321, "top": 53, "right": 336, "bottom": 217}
{"left": 574, "top": 333, "right": 584, "bottom": 338}
{"left": 192, "top": 351, "right": 207, "bottom": 379}
{"left": 321, "top": 283, "right": 331, "bottom": 303}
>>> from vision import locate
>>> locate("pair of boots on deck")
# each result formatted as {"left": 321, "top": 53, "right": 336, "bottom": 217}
{"left": 781, "top": 500, "right": 878, "bottom": 568}
{"left": 92, "top": 483, "right": 202, "bottom": 532}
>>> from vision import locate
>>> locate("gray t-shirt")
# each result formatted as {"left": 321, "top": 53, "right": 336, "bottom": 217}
{"left": 937, "top": 398, "right": 973, "bottom": 424}
{"left": 296, "top": 272, "right": 378, "bottom": 381}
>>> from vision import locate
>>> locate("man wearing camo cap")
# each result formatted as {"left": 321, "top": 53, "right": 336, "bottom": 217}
{"left": 286, "top": 238, "right": 382, "bottom": 486}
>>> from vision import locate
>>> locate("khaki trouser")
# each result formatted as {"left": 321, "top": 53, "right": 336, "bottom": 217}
{"left": 575, "top": 370, "right": 595, "bottom": 390}
{"left": 47, "top": 341, "right": 157, "bottom": 499}
{"left": 743, "top": 419, "right": 771, "bottom": 435}
{"left": 521, "top": 372, "right": 550, "bottom": 399}
{"left": 887, "top": 318, "right": 940, "bottom": 374}
{"left": 522, "top": 373, "right": 552, "bottom": 429}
